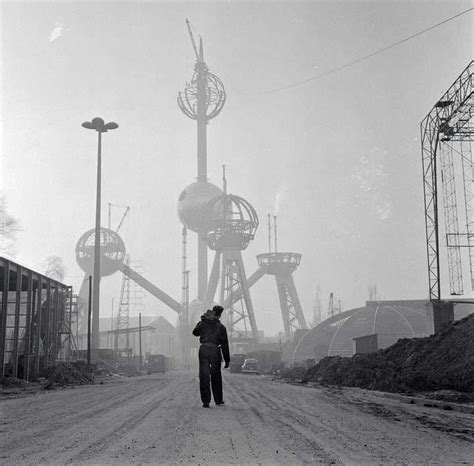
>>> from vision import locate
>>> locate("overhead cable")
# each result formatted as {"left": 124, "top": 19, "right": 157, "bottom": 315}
{"left": 255, "top": 7, "right": 473, "bottom": 95}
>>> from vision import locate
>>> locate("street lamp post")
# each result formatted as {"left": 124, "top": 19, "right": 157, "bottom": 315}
{"left": 82, "top": 117, "right": 118, "bottom": 350}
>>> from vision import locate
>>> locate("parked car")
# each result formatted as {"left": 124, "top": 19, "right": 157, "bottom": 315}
{"left": 145, "top": 354, "right": 167, "bottom": 374}
{"left": 241, "top": 358, "right": 260, "bottom": 375}
{"left": 229, "top": 353, "right": 247, "bottom": 373}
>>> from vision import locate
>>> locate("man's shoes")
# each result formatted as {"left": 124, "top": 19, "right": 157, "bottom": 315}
{"left": 216, "top": 401, "right": 225, "bottom": 405}
{"left": 203, "top": 403, "right": 210, "bottom": 408}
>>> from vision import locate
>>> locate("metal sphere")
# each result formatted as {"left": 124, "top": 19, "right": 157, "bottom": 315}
{"left": 203, "top": 194, "right": 259, "bottom": 250}
{"left": 75, "top": 228, "right": 126, "bottom": 276}
{"left": 177, "top": 71, "right": 226, "bottom": 121}
{"left": 177, "top": 181, "right": 223, "bottom": 233}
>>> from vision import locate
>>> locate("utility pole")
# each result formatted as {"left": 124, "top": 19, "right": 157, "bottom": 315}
{"left": 87, "top": 275, "right": 92, "bottom": 367}
{"left": 139, "top": 312, "right": 142, "bottom": 371}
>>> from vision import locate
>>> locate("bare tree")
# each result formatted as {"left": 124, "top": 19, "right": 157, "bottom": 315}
{"left": 44, "top": 256, "right": 66, "bottom": 282}
{"left": 0, "top": 195, "right": 20, "bottom": 254}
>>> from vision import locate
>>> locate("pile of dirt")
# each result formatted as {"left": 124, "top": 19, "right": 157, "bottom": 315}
{"left": 1, "top": 377, "right": 33, "bottom": 388}
{"left": 42, "top": 362, "right": 94, "bottom": 389}
{"left": 304, "top": 314, "right": 474, "bottom": 393}
{"left": 279, "top": 365, "right": 307, "bottom": 381}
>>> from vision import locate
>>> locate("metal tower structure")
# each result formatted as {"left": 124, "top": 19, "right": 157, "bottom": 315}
{"left": 421, "top": 61, "right": 473, "bottom": 301}
{"left": 75, "top": 207, "right": 184, "bottom": 344}
{"left": 129, "top": 259, "right": 145, "bottom": 318}
{"left": 201, "top": 170, "right": 260, "bottom": 342}
{"left": 257, "top": 252, "right": 307, "bottom": 340}
{"left": 311, "top": 285, "right": 322, "bottom": 327}
{"left": 256, "top": 215, "right": 308, "bottom": 340}
{"left": 180, "top": 226, "right": 191, "bottom": 367}
{"left": 439, "top": 142, "right": 463, "bottom": 295}
{"left": 328, "top": 292, "right": 335, "bottom": 318}
{"left": 61, "top": 286, "right": 78, "bottom": 361}
{"left": 76, "top": 204, "right": 130, "bottom": 335}
{"left": 177, "top": 20, "right": 226, "bottom": 302}
{"left": 115, "top": 255, "right": 131, "bottom": 356}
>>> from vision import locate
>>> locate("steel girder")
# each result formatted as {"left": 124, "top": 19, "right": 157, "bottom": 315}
{"left": 421, "top": 61, "right": 473, "bottom": 301}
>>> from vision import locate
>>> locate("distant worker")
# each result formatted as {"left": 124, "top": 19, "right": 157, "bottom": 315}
{"left": 192, "top": 305, "right": 230, "bottom": 408}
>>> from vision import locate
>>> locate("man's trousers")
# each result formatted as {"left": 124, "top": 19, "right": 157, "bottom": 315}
{"left": 198, "top": 344, "right": 223, "bottom": 404}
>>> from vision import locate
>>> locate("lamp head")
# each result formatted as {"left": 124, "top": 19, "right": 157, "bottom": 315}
{"left": 104, "top": 122, "right": 119, "bottom": 131}
{"left": 82, "top": 117, "right": 118, "bottom": 132}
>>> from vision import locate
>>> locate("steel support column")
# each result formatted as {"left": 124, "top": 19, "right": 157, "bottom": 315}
{"left": 24, "top": 271, "right": 33, "bottom": 381}
{"left": 12, "top": 266, "right": 22, "bottom": 378}
{"left": 421, "top": 60, "right": 473, "bottom": 301}
{"left": 0, "top": 260, "right": 10, "bottom": 377}
{"left": 440, "top": 143, "right": 463, "bottom": 294}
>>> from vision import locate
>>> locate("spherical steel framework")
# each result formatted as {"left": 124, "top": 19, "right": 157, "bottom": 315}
{"left": 177, "top": 181, "right": 223, "bottom": 233}
{"left": 203, "top": 194, "right": 259, "bottom": 250}
{"left": 75, "top": 227, "right": 126, "bottom": 276}
{"left": 177, "top": 63, "right": 226, "bottom": 121}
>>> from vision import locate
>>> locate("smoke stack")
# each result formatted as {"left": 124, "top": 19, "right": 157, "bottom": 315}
{"left": 268, "top": 213, "right": 272, "bottom": 254}
{"left": 274, "top": 215, "right": 278, "bottom": 253}
{"left": 222, "top": 164, "right": 227, "bottom": 194}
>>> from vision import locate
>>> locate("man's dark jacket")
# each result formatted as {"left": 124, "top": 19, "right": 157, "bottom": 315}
{"left": 192, "top": 318, "right": 230, "bottom": 364}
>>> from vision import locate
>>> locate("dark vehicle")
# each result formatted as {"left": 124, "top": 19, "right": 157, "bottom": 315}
{"left": 145, "top": 354, "right": 167, "bottom": 375}
{"left": 241, "top": 358, "right": 260, "bottom": 375}
{"left": 229, "top": 353, "right": 247, "bottom": 373}
{"left": 246, "top": 350, "right": 282, "bottom": 373}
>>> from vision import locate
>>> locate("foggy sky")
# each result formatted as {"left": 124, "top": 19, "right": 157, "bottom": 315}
{"left": 1, "top": 1, "right": 472, "bottom": 336}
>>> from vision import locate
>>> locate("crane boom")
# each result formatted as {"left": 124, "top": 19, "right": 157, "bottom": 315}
{"left": 186, "top": 19, "right": 199, "bottom": 61}
{"left": 116, "top": 206, "right": 130, "bottom": 233}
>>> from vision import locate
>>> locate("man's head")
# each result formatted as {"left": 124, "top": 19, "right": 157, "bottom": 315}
{"left": 212, "top": 305, "right": 224, "bottom": 319}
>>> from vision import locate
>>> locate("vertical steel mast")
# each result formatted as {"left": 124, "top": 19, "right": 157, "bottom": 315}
{"left": 178, "top": 20, "right": 226, "bottom": 301}
{"left": 421, "top": 61, "right": 473, "bottom": 301}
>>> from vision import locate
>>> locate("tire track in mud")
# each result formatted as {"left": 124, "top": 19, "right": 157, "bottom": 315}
{"left": 240, "top": 379, "right": 412, "bottom": 461}
{"left": 302, "top": 383, "right": 474, "bottom": 442}
{"left": 0, "top": 375, "right": 172, "bottom": 463}
{"left": 220, "top": 384, "right": 281, "bottom": 464}
{"left": 228, "top": 375, "right": 474, "bottom": 464}
{"left": 2, "top": 377, "right": 167, "bottom": 427}
{"left": 3, "top": 372, "right": 473, "bottom": 465}
{"left": 224, "top": 378, "right": 336, "bottom": 465}
{"left": 68, "top": 373, "right": 199, "bottom": 464}
{"left": 227, "top": 379, "right": 340, "bottom": 465}
{"left": 67, "top": 388, "right": 178, "bottom": 462}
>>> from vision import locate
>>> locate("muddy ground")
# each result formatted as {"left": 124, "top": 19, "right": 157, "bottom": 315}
{"left": 1, "top": 372, "right": 473, "bottom": 464}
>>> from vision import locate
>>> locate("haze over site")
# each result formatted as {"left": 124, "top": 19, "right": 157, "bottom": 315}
{"left": 1, "top": 1, "right": 472, "bottom": 336}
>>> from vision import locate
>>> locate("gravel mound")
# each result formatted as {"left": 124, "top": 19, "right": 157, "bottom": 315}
{"left": 304, "top": 313, "right": 474, "bottom": 393}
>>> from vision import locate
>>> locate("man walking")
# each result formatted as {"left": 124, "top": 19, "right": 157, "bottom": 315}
{"left": 192, "top": 305, "right": 230, "bottom": 408}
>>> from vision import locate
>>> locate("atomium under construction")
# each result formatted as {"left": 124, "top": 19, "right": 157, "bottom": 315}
{"left": 73, "top": 21, "right": 309, "bottom": 359}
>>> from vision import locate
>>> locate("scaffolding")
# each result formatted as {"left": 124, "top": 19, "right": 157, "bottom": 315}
{"left": 421, "top": 61, "right": 473, "bottom": 301}
{"left": 0, "top": 257, "right": 72, "bottom": 379}
{"left": 115, "top": 255, "right": 131, "bottom": 357}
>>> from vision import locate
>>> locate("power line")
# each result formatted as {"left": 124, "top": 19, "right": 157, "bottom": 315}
{"left": 256, "top": 7, "right": 473, "bottom": 95}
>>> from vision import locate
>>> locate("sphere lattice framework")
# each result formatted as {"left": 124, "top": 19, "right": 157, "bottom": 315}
{"left": 177, "top": 181, "right": 223, "bottom": 233}
{"left": 75, "top": 227, "right": 126, "bottom": 276}
{"left": 203, "top": 194, "right": 259, "bottom": 250}
{"left": 177, "top": 64, "right": 226, "bottom": 121}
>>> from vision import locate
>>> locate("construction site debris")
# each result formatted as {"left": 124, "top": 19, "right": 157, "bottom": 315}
{"left": 42, "top": 362, "right": 94, "bottom": 389}
{"left": 1, "top": 376, "right": 33, "bottom": 388}
{"left": 301, "top": 313, "right": 473, "bottom": 394}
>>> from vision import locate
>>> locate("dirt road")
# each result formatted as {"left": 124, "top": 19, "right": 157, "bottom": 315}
{"left": 1, "top": 372, "right": 472, "bottom": 464}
